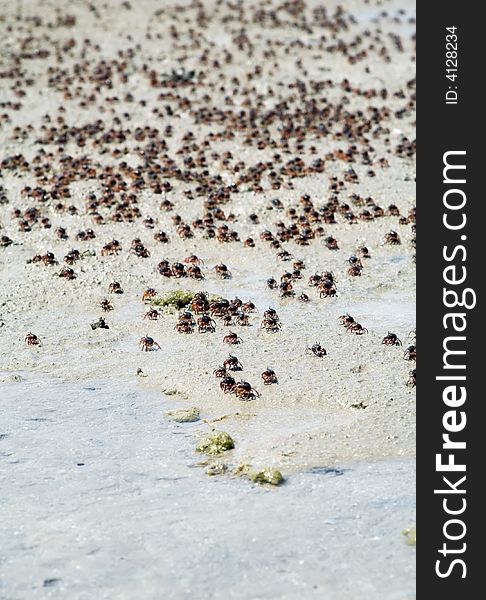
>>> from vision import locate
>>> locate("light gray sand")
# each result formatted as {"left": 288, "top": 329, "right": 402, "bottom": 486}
{"left": 1, "top": 375, "right": 415, "bottom": 600}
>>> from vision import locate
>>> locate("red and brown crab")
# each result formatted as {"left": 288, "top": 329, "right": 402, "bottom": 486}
{"left": 108, "top": 281, "right": 123, "bottom": 294}
{"left": 261, "top": 368, "right": 278, "bottom": 385}
{"left": 213, "top": 366, "right": 227, "bottom": 378}
{"left": 141, "top": 288, "right": 157, "bottom": 302}
{"left": 347, "top": 322, "right": 368, "bottom": 335}
{"left": 25, "top": 332, "right": 41, "bottom": 346}
{"left": 144, "top": 309, "right": 160, "bottom": 321}
{"left": 233, "top": 380, "right": 260, "bottom": 400}
{"left": 308, "top": 343, "right": 327, "bottom": 357}
{"left": 223, "top": 331, "right": 242, "bottom": 345}
{"left": 382, "top": 332, "right": 402, "bottom": 346}
{"left": 139, "top": 336, "right": 161, "bottom": 351}
{"left": 220, "top": 375, "right": 236, "bottom": 393}
{"left": 403, "top": 345, "right": 416, "bottom": 361}
{"left": 223, "top": 355, "right": 243, "bottom": 371}
{"left": 197, "top": 315, "right": 216, "bottom": 333}
{"left": 99, "top": 298, "right": 113, "bottom": 312}
{"left": 384, "top": 230, "right": 401, "bottom": 245}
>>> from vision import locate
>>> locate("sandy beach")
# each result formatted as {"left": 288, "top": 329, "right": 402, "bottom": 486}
{"left": 1, "top": 0, "right": 416, "bottom": 597}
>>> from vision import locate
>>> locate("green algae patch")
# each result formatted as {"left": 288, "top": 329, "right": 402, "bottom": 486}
{"left": 196, "top": 431, "right": 235, "bottom": 456}
{"left": 166, "top": 407, "right": 200, "bottom": 423}
{"left": 151, "top": 290, "right": 194, "bottom": 310}
{"left": 250, "top": 467, "right": 284, "bottom": 486}
{"left": 402, "top": 526, "right": 416, "bottom": 546}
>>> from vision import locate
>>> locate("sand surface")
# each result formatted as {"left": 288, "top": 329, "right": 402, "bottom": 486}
{"left": 0, "top": 0, "right": 416, "bottom": 597}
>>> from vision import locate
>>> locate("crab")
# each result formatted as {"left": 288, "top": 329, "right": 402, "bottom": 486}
{"left": 279, "top": 281, "right": 295, "bottom": 298}
{"left": 339, "top": 314, "right": 355, "bottom": 327}
{"left": 308, "top": 343, "right": 327, "bottom": 357}
{"left": 356, "top": 245, "right": 371, "bottom": 259}
{"left": 407, "top": 369, "right": 416, "bottom": 387}
{"left": 130, "top": 243, "right": 150, "bottom": 258}
{"left": 384, "top": 230, "right": 401, "bottom": 245}
{"left": 223, "top": 355, "right": 243, "bottom": 371}
{"left": 213, "top": 366, "right": 227, "bottom": 378}
{"left": 59, "top": 267, "right": 76, "bottom": 280}
{"left": 197, "top": 315, "right": 216, "bottom": 333}
{"left": 188, "top": 265, "right": 204, "bottom": 280}
{"left": 99, "top": 298, "right": 113, "bottom": 312}
{"left": 233, "top": 380, "right": 260, "bottom": 400}
{"left": 261, "top": 368, "right": 278, "bottom": 385}
{"left": 25, "top": 332, "right": 41, "bottom": 345}
{"left": 347, "top": 322, "right": 368, "bottom": 335}
{"left": 144, "top": 308, "right": 160, "bottom": 321}
{"left": 139, "top": 336, "right": 161, "bottom": 351}
{"left": 235, "top": 313, "right": 250, "bottom": 326}
{"left": 220, "top": 375, "right": 236, "bottom": 393}
{"left": 184, "top": 254, "right": 203, "bottom": 265}
{"left": 319, "top": 280, "right": 337, "bottom": 297}
{"left": 223, "top": 331, "right": 242, "bottom": 345}
{"left": 403, "top": 345, "right": 416, "bottom": 361}
{"left": 171, "top": 262, "right": 187, "bottom": 278}
{"left": 347, "top": 265, "right": 362, "bottom": 277}
{"left": 191, "top": 292, "right": 209, "bottom": 314}
{"left": 108, "top": 281, "right": 123, "bottom": 294}
{"left": 241, "top": 301, "right": 257, "bottom": 314}
{"left": 382, "top": 332, "right": 402, "bottom": 346}
{"left": 141, "top": 288, "right": 157, "bottom": 302}
{"left": 214, "top": 263, "right": 232, "bottom": 279}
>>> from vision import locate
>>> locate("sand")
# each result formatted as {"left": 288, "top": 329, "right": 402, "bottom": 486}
{"left": 0, "top": 0, "right": 416, "bottom": 597}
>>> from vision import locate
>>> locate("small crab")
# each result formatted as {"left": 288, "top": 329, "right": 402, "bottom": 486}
{"left": 25, "top": 332, "right": 41, "bottom": 345}
{"left": 141, "top": 288, "right": 157, "bottom": 302}
{"left": 223, "top": 355, "right": 243, "bottom": 371}
{"left": 197, "top": 315, "right": 216, "bottom": 333}
{"left": 403, "top": 345, "right": 416, "bottom": 361}
{"left": 233, "top": 380, "right": 260, "bottom": 400}
{"left": 384, "top": 230, "right": 401, "bottom": 245}
{"left": 241, "top": 301, "right": 257, "bottom": 313}
{"left": 347, "top": 322, "right": 368, "bottom": 335}
{"left": 223, "top": 331, "right": 242, "bottom": 345}
{"left": 356, "top": 245, "right": 371, "bottom": 259}
{"left": 261, "top": 368, "right": 278, "bottom": 385}
{"left": 382, "top": 332, "right": 402, "bottom": 346}
{"left": 184, "top": 254, "right": 203, "bottom": 265}
{"left": 108, "top": 281, "right": 123, "bottom": 294}
{"left": 308, "top": 343, "right": 327, "bottom": 357}
{"left": 139, "top": 336, "right": 161, "bottom": 351}
{"left": 347, "top": 265, "right": 362, "bottom": 277}
{"left": 214, "top": 263, "right": 232, "bottom": 279}
{"left": 213, "top": 366, "right": 227, "bottom": 378}
{"left": 59, "top": 267, "right": 76, "bottom": 280}
{"left": 235, "top": 313, "right": 250, "bottom": 326}
{"left": 220, "top": 375, "right": 236, "bottom": 393}
{"left": 144, "top": 308, "right": 160, "bottom": 321}
{"left": 407, "top": 369, "right": 416, "bottom": 387}
{"left": 99, "top": 298, "right": 113, "bottom": 312}
{"left": 298, "top": 292, "right": 309, "bottom": 302}
{"left": 339, "top": 314, "right": 355, "bottom": 327}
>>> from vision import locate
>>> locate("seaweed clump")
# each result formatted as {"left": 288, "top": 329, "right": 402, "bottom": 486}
{"left": 151, "top": 290, "right": 194, "bottom": 310}
{"left": 402, "top": 526, "right": 416, "bottom": 546}
{"left": 196, "top": 431, "right": 235, "bottom": 456}
{"left": 166, "top": 407, "right": 200, "bottom": 423}
{"left": 250, "top": 467, "right": 284, "bottom": 486}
